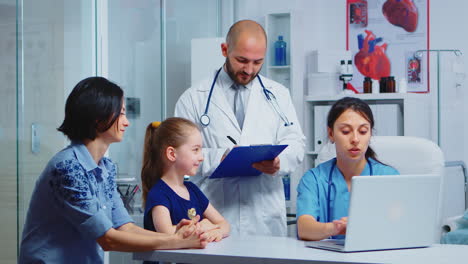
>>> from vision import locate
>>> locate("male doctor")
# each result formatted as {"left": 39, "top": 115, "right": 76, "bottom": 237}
{"left": 175, "top": 20, "right": 305, "bottom": 236}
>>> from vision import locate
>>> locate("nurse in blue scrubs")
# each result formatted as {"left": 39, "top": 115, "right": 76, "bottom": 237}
{"left": 296, "top": 97, "right": 399, "bottom": 241}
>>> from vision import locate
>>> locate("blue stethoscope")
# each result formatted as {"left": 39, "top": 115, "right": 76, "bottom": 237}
{"left": 199, "top": 67, "right": 293, "bottom": 127}
{"left": 326, "top": 158, "right": 373, "bottom": 223}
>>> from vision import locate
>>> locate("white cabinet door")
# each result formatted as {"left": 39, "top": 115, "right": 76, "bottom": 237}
{"left": 372, "top": 104, "right": 403, "bottom": 136}
{"left": 313, "top": 105, "right": 332, "bottom": 152}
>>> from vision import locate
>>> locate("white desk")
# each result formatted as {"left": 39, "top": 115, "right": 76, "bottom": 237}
{"left": 133, "top": 235, "right": 468, "bottom": 264}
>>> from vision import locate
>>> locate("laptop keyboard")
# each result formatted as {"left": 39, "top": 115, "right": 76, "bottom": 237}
{"left": 332, "top": 239, "right": 345, "bottom": 246}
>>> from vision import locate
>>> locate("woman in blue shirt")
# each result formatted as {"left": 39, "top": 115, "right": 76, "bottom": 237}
{"left": 19, "top": 77, "right": 206, "bottom": 264}
{"left": 297, "top": 97, "right": 399, "bottom": 241}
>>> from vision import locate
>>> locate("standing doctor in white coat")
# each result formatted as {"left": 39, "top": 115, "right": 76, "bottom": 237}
{"left": 175, "top": 20, "right": 305, "bottom": 236}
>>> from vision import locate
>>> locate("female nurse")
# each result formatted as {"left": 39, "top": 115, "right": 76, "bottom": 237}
{"left": 19, "top": 77, "right": 206, "bottom": 264}
{"left": 296, "top": 97, "right": 399, "bottom": 241}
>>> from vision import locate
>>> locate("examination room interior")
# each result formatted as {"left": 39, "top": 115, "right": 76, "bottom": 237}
{"left": 1, "top": 0, "right": 468, "bottom": 263}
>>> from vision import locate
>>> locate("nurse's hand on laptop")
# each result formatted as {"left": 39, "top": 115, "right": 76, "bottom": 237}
{"left": 330, "top": 217, "right": 348, "bottom": 236}
{"left": 252, "top": 157, "right": 280, "bottom": 175}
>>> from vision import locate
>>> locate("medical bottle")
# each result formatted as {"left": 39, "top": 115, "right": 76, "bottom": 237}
{"left": 282, "top": 174, "right": 290, "bottom": 201}
{"left": 399, "top": 77, "right": 407, "bottom": 93}
{"left": 363, "top": 77, "right": 372, "bottom": 93}
{"left": 387, "top": 76, "right": 396, "bottom": 93}
{"left": 274, "top": 35, "right": 287, "bottom": 66}
{"left": 380, "top": 77, "right": 388, "bottom": 93}
{"left": 372, "top": 79, "right": 380, "bottom": 94}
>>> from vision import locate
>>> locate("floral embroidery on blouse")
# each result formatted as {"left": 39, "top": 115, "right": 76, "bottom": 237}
{"left": 103, "top": 158, "right": 116, "bottom": 202}
{"left": 49, "top": 159, "right": 92, "bottom": 211}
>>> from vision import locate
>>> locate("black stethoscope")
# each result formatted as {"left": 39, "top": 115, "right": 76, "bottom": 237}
{"left": 199, "top": 67, "right": 293, "bottom": 127}
{"left": 326, "top": 158, "right": 373, "bottom": 223}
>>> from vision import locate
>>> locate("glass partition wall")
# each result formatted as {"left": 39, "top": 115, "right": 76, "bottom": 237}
{"left": 106, "top": 1, "right": 223, "bottom": 262}
{"left": 1, "top": 1, "right": 19, "bottom": 263}
{"left": 3, "top": 1, "right": 96, "bottom": 263}
{"left": 3, "top": 1, "right": 224, "bottom": 262}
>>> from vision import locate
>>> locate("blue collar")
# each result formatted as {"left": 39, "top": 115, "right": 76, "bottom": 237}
{"left": 71, "top": 141, "right": 104, "bottom": 180}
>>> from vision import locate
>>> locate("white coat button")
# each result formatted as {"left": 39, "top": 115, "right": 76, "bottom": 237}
{"left": 102, "top": 205, "right": 107, "bottom": 209}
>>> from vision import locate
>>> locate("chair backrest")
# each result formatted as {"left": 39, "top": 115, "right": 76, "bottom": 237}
{"left": 316, "top": 136, "right": 445, "bottom": 176}
{"left": 316, "top": 136, "right": 445, "bottom": 242}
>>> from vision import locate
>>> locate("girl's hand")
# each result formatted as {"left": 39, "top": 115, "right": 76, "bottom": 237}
{"left": 200, "top": 227, "right": 224, "bottom": 243}
{"left": 175, "top": 215, "right": 201, "bottom": 238}
{"left": 199, "top": 218, "right": 219, "bottom": 233}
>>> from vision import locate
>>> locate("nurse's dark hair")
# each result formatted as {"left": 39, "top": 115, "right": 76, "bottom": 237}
{"left": 327, "top": 97, "right": 378, "bottom": 162}
{"left": 141, "top": 117, "right": 199, "bottom": 206}
{"left": 58, "top": 76, "right": 123, "bottom": 141}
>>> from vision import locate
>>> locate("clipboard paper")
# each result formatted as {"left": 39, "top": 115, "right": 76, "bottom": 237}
{"left": 209, "top": 144, "right": 288, "bottom": 179}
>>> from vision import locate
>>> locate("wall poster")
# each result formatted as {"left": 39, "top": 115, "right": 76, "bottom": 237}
{"left": 347, "top": 0, "right": 429, "bottom": 93}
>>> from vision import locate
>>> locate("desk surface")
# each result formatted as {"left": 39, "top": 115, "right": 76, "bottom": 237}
{"left": 134, "top": 235, "right": 468, "bottom": 264}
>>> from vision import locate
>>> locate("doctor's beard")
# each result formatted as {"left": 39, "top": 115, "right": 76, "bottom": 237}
{"left": 225, "top": 57, "right": 262, "bottom": 86}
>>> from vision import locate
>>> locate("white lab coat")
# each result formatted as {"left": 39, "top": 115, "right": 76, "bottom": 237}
{"left": 174, "top": 72, "right": 305, "bottom": 236}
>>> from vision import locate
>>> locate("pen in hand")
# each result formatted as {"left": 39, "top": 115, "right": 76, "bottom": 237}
{"left": 226, "top": 136, "right": 237, "bottom": 145}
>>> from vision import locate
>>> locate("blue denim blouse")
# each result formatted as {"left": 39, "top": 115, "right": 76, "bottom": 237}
{"left": 19, "top": 142, "right": 133, "bottom": 264}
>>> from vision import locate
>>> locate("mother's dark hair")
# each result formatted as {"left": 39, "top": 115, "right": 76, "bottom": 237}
{"left": 327, "top": 97, "right": 377, "bottom": 161}
{"left": 58, "top": 76, "right": 123, "bottom": 141}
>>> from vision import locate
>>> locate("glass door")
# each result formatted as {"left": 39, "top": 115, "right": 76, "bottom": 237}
{"left": 0, "top": 1, "right": 19, "bottom": 262}
{"left": 7, "top": 1, "right": 96, "bottom": 263}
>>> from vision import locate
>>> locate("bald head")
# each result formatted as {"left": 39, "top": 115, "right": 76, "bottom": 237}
{"left": 226, "top": 20, "right": 267, "bottom": 51}
{"left": 221, "top": 20, "right": 267, "bottom": 85}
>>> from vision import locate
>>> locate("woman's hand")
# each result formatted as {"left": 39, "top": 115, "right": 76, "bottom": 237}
{"left": 330, "top": 217, "right": 348, "bottom": 236}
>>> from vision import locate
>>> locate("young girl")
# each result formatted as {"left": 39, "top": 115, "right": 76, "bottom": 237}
{"left": 19, "top": 77, "right": 206, "bottom": 264}
{"left": 296, "top": 97, "right": 399, "bottom": 241}
{"left": 142, "top": 117, "right": 230, "bottom": 242}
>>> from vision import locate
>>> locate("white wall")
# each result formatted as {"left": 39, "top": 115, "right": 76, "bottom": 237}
{"left": 165, "top": 0, "right": 220, "bottom": 117}
{"left": 430, "top": 0, "right": 468, "bottom": 164}
{"left": 430, "top": 0, "right": 468, "bottom": 218}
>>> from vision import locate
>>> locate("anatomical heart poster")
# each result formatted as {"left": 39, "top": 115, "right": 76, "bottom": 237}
{"left": 347, "top": 0, "right": 429, "bottom": 93}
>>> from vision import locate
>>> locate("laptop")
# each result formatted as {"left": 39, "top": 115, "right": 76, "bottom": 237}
{"left": 305, "top": 174, "right": 441, "bottom": 252}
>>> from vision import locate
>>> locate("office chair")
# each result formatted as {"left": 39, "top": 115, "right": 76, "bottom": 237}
{"left": 316, "top": 136, "right": 444, "bottom": 175}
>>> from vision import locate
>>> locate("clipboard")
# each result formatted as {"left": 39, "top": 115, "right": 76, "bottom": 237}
{"left": 209, "top": 144, "right": 288, "bottom": 179}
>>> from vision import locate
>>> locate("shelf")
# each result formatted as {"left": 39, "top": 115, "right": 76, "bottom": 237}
{"left": 305, "top": 92, "right": 427, "bottom": 103}
{"left": 265, "top": 12, "right": 291, "bottom": 89}
{"left": 268, "top": 65, "right": 290, "bottom": 69}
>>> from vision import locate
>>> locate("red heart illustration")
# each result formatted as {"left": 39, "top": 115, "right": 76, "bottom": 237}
{"left": 382, "top": 0, "right": 418, "bottom": 32}
{"left": 354, "top": 30, "right": 391, "bottom": 80}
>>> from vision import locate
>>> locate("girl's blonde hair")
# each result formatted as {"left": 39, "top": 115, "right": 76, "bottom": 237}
{"left": 141, "top": 117, "right": 199, "bottom": 206}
